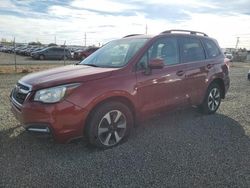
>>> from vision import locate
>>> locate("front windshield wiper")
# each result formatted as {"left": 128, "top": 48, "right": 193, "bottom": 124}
{"left": 81, "top": 63, "right": 100, "bottom": 67}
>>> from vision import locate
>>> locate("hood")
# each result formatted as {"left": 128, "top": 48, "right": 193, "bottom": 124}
{"left": 20, "top": 65, "right": 116, "bottom": 90}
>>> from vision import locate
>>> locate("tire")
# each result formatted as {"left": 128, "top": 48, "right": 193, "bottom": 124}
{"left": 39, "top": 55, "right": 45, "bottom": 60}
{"left": 86, "top": 101, "right": 133, "bottom": 149}
{"left": 200, "top": 83, "right": 221, "bottom": 114}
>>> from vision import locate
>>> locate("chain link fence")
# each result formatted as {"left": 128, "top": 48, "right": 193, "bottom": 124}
{"left": 0, "top": 40, "right": 84, "bottom": 73}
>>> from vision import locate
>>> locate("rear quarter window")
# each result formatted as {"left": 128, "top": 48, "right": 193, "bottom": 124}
{"left": 202, "top": 38, "right": 221, "bottom": 59}
{"left": 179, "top": 37, "right": 206, "bottom": 63}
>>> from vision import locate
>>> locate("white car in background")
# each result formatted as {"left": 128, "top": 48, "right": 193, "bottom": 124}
{"left": 224, "top": 52, "right": 233, "bottom": 62}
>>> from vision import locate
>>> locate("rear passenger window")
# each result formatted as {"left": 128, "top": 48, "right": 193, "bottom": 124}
{"left": 202, "top": 39, "right": 221, "bottom": 58}
{"left": 180, "top": 38, "right": 205, "bottom": 63}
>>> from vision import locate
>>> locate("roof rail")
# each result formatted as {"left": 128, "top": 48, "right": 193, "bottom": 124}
{"left": 123, "top": 34, "right": 142, "bottom": 38}
{"left": 161, "top": 30, "right": 208, "bottom": 37}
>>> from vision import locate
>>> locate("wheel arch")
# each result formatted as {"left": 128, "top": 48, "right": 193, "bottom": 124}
{"left": 39, "top": 54, "right": 45, "bottom": 59}
{"left": 208, "top": 78, "right": 225, "bottom": 99}
{"left": 84, "top": 96, "right": 136, "bottom": 135}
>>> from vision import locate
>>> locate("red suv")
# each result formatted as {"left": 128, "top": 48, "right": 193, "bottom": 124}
{"left": 10, "top": 30, "right": 230, "bottom": 148}
{"left": 73, "top": 47, "right": 99, "bottom": 60}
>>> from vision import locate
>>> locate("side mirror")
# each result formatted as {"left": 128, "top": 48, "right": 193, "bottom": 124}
{"left": 148, "top": 58, "right": 164, "bottom": 69}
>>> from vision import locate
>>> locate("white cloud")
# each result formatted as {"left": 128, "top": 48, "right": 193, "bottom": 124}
{"left": 0, "top": 0, "right": 17, "bottom": 9}
{"left": 49, "top": 5, "right": 97, "bottom": 18}
{"left": 181, "top": 12, "right": 250, "bottom": 48}
{"left": 0, "top": 0, "right": 250, "bottom": 48}
{"left": 134, "top": 0, "right": 219, "bottom": 9}
{"left": 71, "top": 0, "right": 138, "bottom": 13}
{"left": 0, "top": 0, "right": 30, "bottom": 13}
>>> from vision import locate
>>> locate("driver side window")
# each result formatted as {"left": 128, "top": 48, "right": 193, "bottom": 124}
{"left": 136, "top": 37, "right": 179, "bottom": 70}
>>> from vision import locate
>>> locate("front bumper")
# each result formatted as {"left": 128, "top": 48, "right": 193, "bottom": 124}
{"left": 10, "top": 97, "right": 88, "bottom": 143}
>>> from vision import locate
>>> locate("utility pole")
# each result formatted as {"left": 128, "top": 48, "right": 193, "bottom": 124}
{"left": 84, "top": 32, "right": 87, "bottom": 47}
{"left": 55, "top": 35, "right": 57, "bottom": 44}
{"left": 235, "top": 37, "right": 239, "bottom": 50}
{"left": 14, "top": 37, "right": 16, "bottom": 72}
{"left": 145, "top": 24, "right": 148, "bottom": 34}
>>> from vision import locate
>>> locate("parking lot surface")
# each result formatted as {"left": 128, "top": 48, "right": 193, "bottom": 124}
{"left": 0, "top": 52, "right": 78, "bottom": 65}
{"left": 0, "top": 63, "right": 250, "bottom": 187}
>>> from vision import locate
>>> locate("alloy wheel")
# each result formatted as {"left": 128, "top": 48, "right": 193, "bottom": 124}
{"left": 208, "top": 88, "right": 220, "bottom": 111}
{"left": 97, "top": 110, "right": 127, "bottom": 146}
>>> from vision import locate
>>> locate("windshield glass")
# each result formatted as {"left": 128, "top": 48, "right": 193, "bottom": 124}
{"left": 79, "top": 38, "right": 148, "bottom": 68}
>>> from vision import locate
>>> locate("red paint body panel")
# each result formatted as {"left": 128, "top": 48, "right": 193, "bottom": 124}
{"left": 10, "top": 33, "right": 230, "bottom": 143}
{"left": 11, "top": 95, "right": 87, "bottom": 143}
{"left": 21, "top": 65, "right": 117, "bottom": 90}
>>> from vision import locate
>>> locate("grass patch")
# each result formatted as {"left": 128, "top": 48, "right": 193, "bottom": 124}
{"left": 0, "top": 65, "right": 62, "bottom": 74}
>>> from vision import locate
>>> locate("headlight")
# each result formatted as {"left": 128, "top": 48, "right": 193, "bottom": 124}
{"left": 34, "top": 83, "right": 80, "bottom": 103}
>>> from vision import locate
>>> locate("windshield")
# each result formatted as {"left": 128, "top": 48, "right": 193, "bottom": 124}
{"left": 79, "top": 38, "right": 148, "bottom": 68}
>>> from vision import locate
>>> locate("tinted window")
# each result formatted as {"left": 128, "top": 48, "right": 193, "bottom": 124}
{"left": 55, "top": 48, "right": 63, "bottom": 52}
{"left": 48, "top": 48, "right": 56, "bottom": 52}
{"left": 180, "top": 37, "right": 205, "bottom": 63}
{"left": 137, "top": 37, "right": 179, "bottom": 70}
{"left": 202, "top": 39, "right": 221, "bottom": 58}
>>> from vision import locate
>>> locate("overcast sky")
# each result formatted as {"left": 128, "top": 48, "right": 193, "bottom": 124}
{"left": 0, "top": 0, "right": 250, "bottom": 48}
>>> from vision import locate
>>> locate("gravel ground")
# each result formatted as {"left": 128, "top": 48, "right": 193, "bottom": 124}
{"left": 0, "top": 63, "right": 250, "bottom": 187}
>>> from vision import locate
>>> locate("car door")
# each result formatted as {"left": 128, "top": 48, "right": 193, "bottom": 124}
{"left": 46, "top": 48, "right": 54, "bottom": 59}
{"left": 61, "top": 48, "right": 67, "bottom": 59}
{"left": 179, "top": 36, "right": 208, "bottom": 105}
{"left": 135, "top": 37, "right": 188, "bottom": 116}
{"left": 54, "top": 48, "right": 61, "bottom": 59}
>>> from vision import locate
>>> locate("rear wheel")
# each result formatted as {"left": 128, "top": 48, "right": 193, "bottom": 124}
{"left": 86, "top": 101, "right": 133, "bottom": 148}
{"left": 200, "top": 83, "right": 221, "bottom": 114}
{"left": 39, "top": 55, "right": 45, "bottom": 60}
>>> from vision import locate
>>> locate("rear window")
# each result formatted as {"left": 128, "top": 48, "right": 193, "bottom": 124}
{"left": 202, "top": 38, "right": 221, "bottom": 58}
{"left": 180, "top": 37, "right": 205, "bottom": 63}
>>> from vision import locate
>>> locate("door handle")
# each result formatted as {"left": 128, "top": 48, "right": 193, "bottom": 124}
{"left": 176, "top": 70, "right": 185, "bottom": 76}
{"left": 207, "top": 64, "right": 213, "bottom": 69}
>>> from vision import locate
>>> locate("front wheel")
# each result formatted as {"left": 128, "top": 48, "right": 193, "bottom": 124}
{"left": 200, "top": 83, "right": 221, "bottom": 114}
{"left": 86, "top": 102, "right": 133, "bottom": 148}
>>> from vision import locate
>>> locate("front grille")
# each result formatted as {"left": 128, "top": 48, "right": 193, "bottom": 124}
{"left": 12, "top": 82, "right": 31, "bottom": 105}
